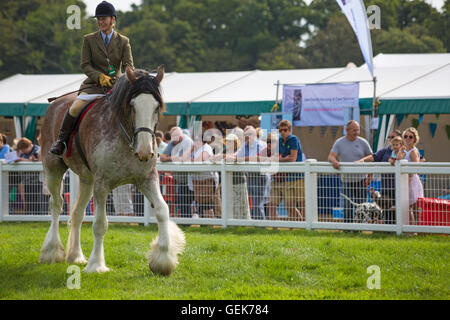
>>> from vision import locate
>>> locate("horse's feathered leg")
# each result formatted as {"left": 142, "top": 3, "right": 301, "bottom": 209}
{"left": 84, "top": 183, "right": 110, "bottom": 273}
{"left": 138, "top": 174, "right": 185, "bottom": 276}
{"left": 40, "top": 166, "right": 67, "bottom": 264}
{"left": 66, "top": 177, "right": 93, "bottom": 264}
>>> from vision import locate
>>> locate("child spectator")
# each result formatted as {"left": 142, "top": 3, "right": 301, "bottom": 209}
{"left": 389, "top": 136, "right": 406, "bottom": 165}
{"left": 0, "top": 133, "right": 11, "bottom": 159}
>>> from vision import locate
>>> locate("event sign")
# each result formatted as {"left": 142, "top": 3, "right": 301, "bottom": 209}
{"left": 282, "top": 83, "right": 359, "bottom": 127}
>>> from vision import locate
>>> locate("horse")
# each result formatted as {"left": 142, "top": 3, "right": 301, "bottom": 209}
{"left": 39, "top": 66, "right": 185, "bottom": 275}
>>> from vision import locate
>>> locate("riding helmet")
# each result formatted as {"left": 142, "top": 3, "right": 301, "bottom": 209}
{"left": 95, "top": 1, "right": 116, "bottom": 18}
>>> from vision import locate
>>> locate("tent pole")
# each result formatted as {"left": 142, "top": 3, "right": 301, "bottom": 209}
{"left": 371, "top": 76, "right": 377, "bottom": 147}
{"left": 275, "top": 80, "right": 280, "bottom": 104}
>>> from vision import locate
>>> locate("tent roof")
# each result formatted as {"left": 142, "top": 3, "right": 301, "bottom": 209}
{"left": 0, "top": 74, "right": 86, "bottom": 104}
{"left": 373, "top": 53, "right": 450, "bottom": 68}
{"left": 378, "top": 63, "right": 450, "bottom": 115}
{"left": 1, "top": 53, "right": 449, "bottom": 117}
{"left": 187, "top": 67, "right": 344, "bottom": 115}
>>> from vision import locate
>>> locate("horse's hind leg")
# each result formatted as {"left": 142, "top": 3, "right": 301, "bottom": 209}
{"left": 137, "top": 174, "right": 185, "bottom": 276}
{"left": 40, "top": 166, "right": 67, "bottom": 264}
{"left": 66, "top": 178, "right": 93, "bottom": 264}
{"left": 84, "top": 183, "right": 110, "bottom": 273}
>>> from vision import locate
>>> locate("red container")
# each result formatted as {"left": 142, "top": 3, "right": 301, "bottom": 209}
{"left": 416, "top": 197, "right": 450, "bottom": 226}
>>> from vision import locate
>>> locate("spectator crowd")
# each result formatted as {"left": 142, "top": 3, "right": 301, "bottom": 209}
{"left": 0, "top": 119, "right": 429, "bottom": 226}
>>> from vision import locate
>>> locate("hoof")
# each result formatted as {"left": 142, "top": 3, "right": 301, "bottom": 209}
{"left": 84, "top": 263, "right": 110, "bottom": 274}
{"left": 39, "top": 243, "right": 65, "bottom": 264}
{"left": 147, "top": 220, "right": 185, "bottom": 276}
{"left": 66, "top": 253, "right": 88, "bottom": 265}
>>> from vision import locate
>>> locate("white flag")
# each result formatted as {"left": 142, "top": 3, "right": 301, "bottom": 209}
{"left": 336, "top": 0, "right": 374, "bottom": 77}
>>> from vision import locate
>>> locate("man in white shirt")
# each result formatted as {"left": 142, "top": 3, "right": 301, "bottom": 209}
{"left": 160, "top": 127, "right": 194, "bottom": 217}
{"left": 234, "top": 126, "right": 268, "bottom": 220}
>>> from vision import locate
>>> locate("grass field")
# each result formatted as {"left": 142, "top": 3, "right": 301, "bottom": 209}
{"left": 0, "top": 222, "right": 449, "bottom": 300}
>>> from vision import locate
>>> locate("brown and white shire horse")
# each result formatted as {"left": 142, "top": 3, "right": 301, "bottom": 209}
{"left": 40, "top": 66, "right": 185, "bottom": 275}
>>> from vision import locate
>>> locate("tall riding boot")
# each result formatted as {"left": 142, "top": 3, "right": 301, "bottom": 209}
{"left": 49, "top": 111, "right": 77, "bottom": 156}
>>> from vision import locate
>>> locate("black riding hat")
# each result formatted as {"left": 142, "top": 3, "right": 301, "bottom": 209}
{"left": 95, "top": 1, "right": 116, "bottom": 18}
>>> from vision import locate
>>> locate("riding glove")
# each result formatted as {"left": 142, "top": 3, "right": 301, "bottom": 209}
{"left": 99, "top": 73, "right": 113, "bottom": 87}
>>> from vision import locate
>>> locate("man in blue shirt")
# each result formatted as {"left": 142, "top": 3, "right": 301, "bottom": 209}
{"left": 268, "top": 120, "right": 305, "bottom": 221}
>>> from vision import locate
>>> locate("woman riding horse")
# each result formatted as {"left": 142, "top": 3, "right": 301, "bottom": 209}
{"left": 50, "top": 1, "right": 134, "bottom": 156}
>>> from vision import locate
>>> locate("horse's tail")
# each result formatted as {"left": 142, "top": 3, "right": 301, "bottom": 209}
{"left": 340, "top": 193, "right": 359, "bottom": 207}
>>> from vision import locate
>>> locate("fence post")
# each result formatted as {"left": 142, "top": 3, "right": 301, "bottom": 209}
{"left": 144, "top": 196, "right": 151, "bottom": 226}
{"left": 69, "top": 170, "right": 78, "bottom": 212}
{"left": 221, "top": 162, "right": 230, "bottom": 228}
{"left": 395, "top": 160, "right": 409, "bottom": 235}
{"left": 305, "top": 159, "right": 318, "bottom": 230}
{"left": 0, "top": 161, "right": 4, "bottom": 221}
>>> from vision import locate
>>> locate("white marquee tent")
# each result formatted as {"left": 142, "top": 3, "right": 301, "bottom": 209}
{"left": 0, "top": 53, "right": 449, "bottom": 145}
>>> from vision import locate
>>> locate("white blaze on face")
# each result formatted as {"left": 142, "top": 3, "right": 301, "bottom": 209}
{"left": 133, "top": 93, "right": 158, "bottom": 161}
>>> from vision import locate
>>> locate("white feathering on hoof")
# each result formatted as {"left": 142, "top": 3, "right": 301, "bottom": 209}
{"left": 147, "top": 220, "right": 185, "bottom": 276}
{"left": 39, "top": 240, "right": 65, "bottom": 264}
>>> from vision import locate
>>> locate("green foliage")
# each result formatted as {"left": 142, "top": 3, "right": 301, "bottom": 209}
{"left": 0, "top": 0, "right": 447, "bottom": 79}
{"left": 0, "top": 222, "right": 449, "bottom": 299}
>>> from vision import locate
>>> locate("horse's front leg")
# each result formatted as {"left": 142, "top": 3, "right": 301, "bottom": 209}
{"left": 137, "top": 173, "right": 185, "bottom": 276}
{"left": 84, "top": 183, "right": 110, "bottom": 273}
{"left": 40, "top": 167, "right": 66, "bottom": 263}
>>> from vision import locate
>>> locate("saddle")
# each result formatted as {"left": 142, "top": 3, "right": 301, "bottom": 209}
{"left": 66, "top": 99, "right": 100, "bottom": 171}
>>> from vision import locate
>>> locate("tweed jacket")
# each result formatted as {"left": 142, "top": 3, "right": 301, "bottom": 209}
{"left": 79, "top": 30, "right": 134, "bottom": 94}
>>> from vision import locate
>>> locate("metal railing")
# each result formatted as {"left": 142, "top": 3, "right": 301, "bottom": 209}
{"left": 0, "top": 160, "right": 449, "bottom": 235}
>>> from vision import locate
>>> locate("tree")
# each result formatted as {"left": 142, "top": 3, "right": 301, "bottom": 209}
{"left": 0, "top": 0, "right": 95, "bottom": 79}
{"left": 372, "top": 26, "right": 446, "bottom": 54}
{"left": 256, "top": 39, "right": 310, "bottom": 69}
{"left": 304, "top": 15, "right": 364, "bottom": 68}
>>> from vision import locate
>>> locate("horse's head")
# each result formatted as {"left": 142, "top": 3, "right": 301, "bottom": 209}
{"left": 125, "top": 66, "right": 164, "bottom": 162}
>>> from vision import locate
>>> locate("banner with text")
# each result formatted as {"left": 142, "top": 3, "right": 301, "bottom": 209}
{"left": 282, "top": 83, "right": 359, "bottom": 127}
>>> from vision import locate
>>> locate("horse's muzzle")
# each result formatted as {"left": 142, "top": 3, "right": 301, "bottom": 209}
{"left": 135, "top": 150, "right": 155, "bottom": 162}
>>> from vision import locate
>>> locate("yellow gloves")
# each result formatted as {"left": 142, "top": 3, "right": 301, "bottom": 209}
{"left": 99, "top": 73, "right": 113, "bottom": 87}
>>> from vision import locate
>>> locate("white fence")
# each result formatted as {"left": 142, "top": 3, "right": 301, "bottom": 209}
{"left": 0, "top": 160, "right": 449, "bottom": 235}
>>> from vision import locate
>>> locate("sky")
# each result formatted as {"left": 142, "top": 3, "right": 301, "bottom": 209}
{"left": 83, "top": 0, "right": 445, "bottom": 16}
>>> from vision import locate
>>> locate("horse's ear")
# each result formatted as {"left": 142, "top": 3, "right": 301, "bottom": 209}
{"left": 156, "top": 65, "right": 164, "bottom": 84}
{"left": 126, "top": 66, "right": 137, "bottom": 85}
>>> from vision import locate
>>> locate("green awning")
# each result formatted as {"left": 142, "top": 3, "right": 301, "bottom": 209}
{"left": 190, "top": 101, "right": 274, "bottom": 115}
{"left": 359, "top": 98, "right": 374, "bottom": 115}
{"left": 164, "top": 102, "right": 189, "bottom": 116}
{"left": 378, "top": 98, "right": 450, "bottom": 115}
{"left": 0, "top": 103, "right": 24, "bottom": 116}
{"left": 25, "top": 103, "right": 49, "bottom": 116}
{"left": 8, "top": 97, "right": 446, "bottom": 117}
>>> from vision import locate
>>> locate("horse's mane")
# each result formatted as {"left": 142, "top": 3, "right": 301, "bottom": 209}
{"left": 108, "top": 69, "right": 166, "bottom": 124}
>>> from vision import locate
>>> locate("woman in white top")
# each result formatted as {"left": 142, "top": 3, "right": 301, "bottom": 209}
{"left": 403, "top": 127, "right": 424, "bottom": 225}
{"left": 190, "top": 133, "right": 220, "bottom": 218}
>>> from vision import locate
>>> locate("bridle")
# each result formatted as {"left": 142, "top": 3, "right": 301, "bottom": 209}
{"left": 117, "top": 75, "right": 162, "bottom": 152}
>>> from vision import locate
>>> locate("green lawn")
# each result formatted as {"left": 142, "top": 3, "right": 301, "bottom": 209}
{"left": 0, "top": 222, "right": 449, "bottom": 300}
